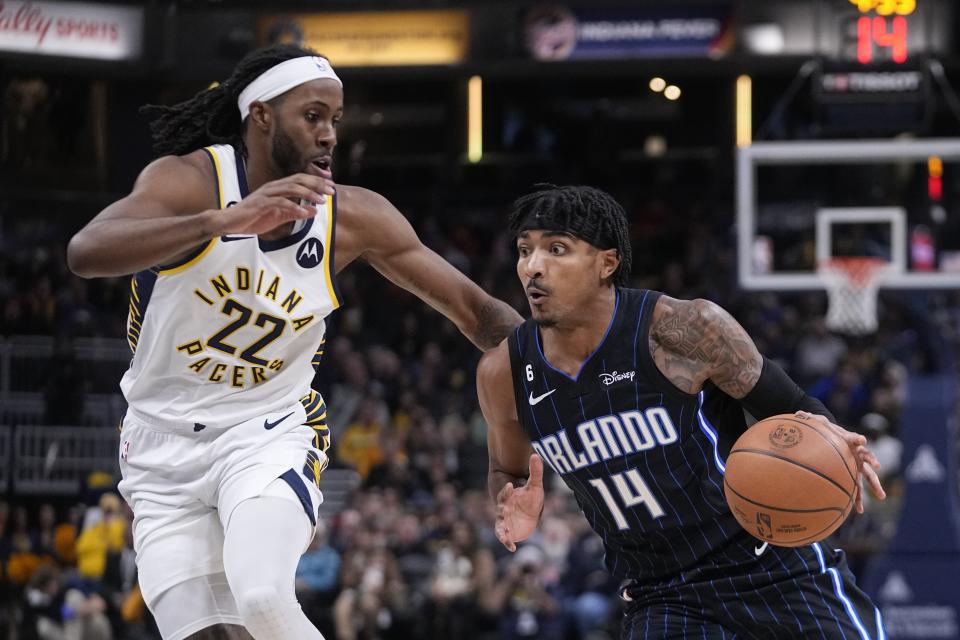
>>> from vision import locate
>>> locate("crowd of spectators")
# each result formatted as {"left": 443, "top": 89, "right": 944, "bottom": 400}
{"left": 2, "top": 189, "right": 954, "bottom": 637}
{"left": 0, "top": 491, "right": 146, "bottom": 640}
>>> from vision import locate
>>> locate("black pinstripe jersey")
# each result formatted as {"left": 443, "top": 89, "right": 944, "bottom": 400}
{"left": 508, "top": 287, "right": 827, "bottom": 585}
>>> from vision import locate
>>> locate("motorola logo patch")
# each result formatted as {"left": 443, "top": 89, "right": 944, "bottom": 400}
{"left": 296, "top": 238, "right": 324, "bottom": 269}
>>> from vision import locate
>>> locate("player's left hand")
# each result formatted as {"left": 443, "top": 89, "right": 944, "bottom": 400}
{"left": 794, "top": 411, "right": 886, "bottom": 513}
{"left": 495, "top": 454, "right": 545, "bottom": 552}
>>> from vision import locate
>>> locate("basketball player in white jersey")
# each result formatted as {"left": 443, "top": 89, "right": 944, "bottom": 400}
{"left": 66, "top": 45, "right": 521, "bottom": 640}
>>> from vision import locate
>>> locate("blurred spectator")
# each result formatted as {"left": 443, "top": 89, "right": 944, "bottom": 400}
{"left": 793, "top": 318, "right": 848, "bottom": 386}
{"left": 9, "top": 505, "right": 35, "bottom": 555}
{"left": 490, "top": 546, "right": 563, "bottom": 640}
{"left": 75, "top": 495, "right": 125, "bottom": 584}
{"left": 338, "top": 399, "right": 387, "bottom": 480}
{"left": 389, "top": 513, "right": 432, "bottom": 599}
{"left": 328, "top": 347, "right": 369, "bottom": 428}
{"left": 35, "top": 504, "right": 58, "bottom": 559}
{"left": 563, "top": 523, "right": 617, "bottom": 639}
{"left": 333, "top": 530, "right": 407, "bottom": 640}
{"left": 297, "top": 521, "right": 342, "bottom": 636}
{"left": 22, "top": 564, "right": 63, "bottom": 640}
{"left": 53, "top": 519, "right": 79, "bottom": 567}
{"left": 809, "top": 360, "right": 871, "bottom": 426}
{"left": 425, "top": 521, "right": 496, "bottom": 638}
{"left": 22, "top": 564, "right": 113, "bottom": 640}
{"left": 861, "top": 412, "right": 903, "bottom": 481}
{"left": 365, "top": 438, "right": 430, "bottom": 498}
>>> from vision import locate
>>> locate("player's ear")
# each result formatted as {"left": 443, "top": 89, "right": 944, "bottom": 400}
{"left": 248, "top": 101, "right": 272, "bottom": 132}
{"left": 599, "top": 248, "right": 620, "bottom": 282}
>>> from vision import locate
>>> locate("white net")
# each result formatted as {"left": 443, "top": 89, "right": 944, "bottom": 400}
{"left": 818, "top": 258, "right": 890, "bottom": 336}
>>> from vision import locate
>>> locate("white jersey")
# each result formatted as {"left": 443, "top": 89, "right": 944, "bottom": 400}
{"left": 120, "top": 144, "right": 339, "bottom": 432}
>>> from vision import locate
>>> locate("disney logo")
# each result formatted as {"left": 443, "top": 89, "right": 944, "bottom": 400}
{"left": 598, "top": 370, "right": 635, "bottom": 386}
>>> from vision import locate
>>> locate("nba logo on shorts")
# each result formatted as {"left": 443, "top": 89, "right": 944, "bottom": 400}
{"left": 296, "top": 238, "right": 323, "bottom": 269}
{"left": 121, "top": 440, "right": 131, "bottom": 461}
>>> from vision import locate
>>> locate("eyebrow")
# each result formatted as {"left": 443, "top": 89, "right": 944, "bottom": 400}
{"left": 305, "top": 100, "right": 343, "bottom": 113}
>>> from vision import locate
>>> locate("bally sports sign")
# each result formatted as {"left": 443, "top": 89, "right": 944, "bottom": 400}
{"left": 0, "top": 0, "right": 143, "bottom": 60}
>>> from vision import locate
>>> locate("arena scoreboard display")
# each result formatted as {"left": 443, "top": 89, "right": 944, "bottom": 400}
{"left": 826, "top": 0, "right": 949, "bottom": 64}
{"left": 744, "top": 0, "right": 951, "bottom": 64}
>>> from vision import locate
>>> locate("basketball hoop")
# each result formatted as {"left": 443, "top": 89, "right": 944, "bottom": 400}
{"left": 817, "top": 257, "right": 890, "bottom": 336}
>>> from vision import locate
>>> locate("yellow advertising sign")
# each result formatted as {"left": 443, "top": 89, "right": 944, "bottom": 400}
{"left": 259, "top": 10, "right": 470, "bottom": 67}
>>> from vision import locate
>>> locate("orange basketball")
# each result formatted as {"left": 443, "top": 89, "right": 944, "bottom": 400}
{"left": 723, "top": 414, "right": 858, "bottom": 547}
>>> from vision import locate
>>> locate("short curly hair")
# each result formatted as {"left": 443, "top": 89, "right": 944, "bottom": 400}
{"left": 508, "top": 184, "right": 632, "bottom": 285}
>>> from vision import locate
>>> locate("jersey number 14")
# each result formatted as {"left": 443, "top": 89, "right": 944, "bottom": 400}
{"left": 589, "top": 468, "right": 665, "bottom": 529}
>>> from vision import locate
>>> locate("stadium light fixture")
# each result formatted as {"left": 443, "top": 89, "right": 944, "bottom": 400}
{"left": 736, "top": 75, "right": 752, "bottom": 148}
{"left": 468, "top": 75, "right": 482, "bottom": 163}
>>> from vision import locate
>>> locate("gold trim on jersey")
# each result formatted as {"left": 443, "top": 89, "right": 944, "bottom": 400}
{"left": 205, "top": 145, "right": 226, "bottom": 209}
{"left": 322, "top": 197, "right": 340, "bottom": 309}
{"left": 157, "top": 239, "right": 217, "bottom": 276}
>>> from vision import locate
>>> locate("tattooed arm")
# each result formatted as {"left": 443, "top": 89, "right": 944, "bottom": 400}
{"left": 649, "top": 295, "right": 887, "bottom": 510}
{"left": 333, "top": 185, "right": 522, "bottom": 351}
{"left": 648, "top": 296, "right": 762, "bottom": 397}
{"left": 649, "top": 295, "right": 887, "bottom": 509}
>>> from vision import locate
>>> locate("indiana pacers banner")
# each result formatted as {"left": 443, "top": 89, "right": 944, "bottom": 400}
{"left": 523, "top": 4, "right": 733, "bottom": 61}
{"left": 259, "top": 10, "right": 470, "bottom": 67}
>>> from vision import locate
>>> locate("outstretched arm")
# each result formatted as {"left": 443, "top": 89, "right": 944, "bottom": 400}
{"left": 649, "top": 296, "right": 885, "bottom": 511}
{"left": 337, "top": 186, "right": 522, "bottom": 351}
{"left": 68, "top": 155, "right": 222, "bottom": 277}
{"left": 476, "top": 341, "right": 544, "bottom": 551}
{"left": 67, "top": 153, "right": 332, "bottom": 278}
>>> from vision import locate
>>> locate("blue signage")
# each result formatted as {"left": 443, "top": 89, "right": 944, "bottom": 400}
{"left": 523, "top": 4, "right": 733, "bottom": 61}
{"left": 862, "top": 375, "right": 960, "bottom": 639}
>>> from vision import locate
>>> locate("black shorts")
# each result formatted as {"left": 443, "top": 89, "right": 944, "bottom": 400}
{"left": 620, "top": 546, "right": 884, "bottom": 640}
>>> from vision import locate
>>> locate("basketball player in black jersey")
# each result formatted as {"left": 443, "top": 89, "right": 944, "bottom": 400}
{"left": 477, "top": 185, "right": 888, "bottom": 639}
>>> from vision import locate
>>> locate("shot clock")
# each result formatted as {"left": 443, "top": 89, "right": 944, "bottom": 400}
{"left": 835, "top": 0, "right": 949, "bottom": 65}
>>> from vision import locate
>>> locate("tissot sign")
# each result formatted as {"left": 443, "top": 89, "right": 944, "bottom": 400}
{"left": 0, "top": 0, "right": 143, "bottom": 61}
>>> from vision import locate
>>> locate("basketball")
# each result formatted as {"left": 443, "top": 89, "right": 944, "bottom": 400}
{"left": 723, "top": 414, "right": 858, "bottom": 547}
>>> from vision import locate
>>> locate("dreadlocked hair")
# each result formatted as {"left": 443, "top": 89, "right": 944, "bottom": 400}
{"left": 508, "top": 184, "right": 633, "bottom": 286}
{"left": 140, "top": 43, "right": 319, "bottom": 157}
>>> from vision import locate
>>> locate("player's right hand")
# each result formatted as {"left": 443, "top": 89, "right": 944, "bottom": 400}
{"left": 216, "top": 173, "right": 335, "bottom": 236}
{"left": 495, "top": 453, "right": 545, "bottom": 552}
{"left": 794, "top": 411, "right": 885, "bottom": 513}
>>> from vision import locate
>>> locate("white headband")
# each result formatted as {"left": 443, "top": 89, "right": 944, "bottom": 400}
{"left": 237, "top": 56, "right": 342, "bottom": 121}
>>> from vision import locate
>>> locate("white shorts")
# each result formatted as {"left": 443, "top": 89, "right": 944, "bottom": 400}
{"left": 117, "top": 401, "right": 327, "bottom": 606}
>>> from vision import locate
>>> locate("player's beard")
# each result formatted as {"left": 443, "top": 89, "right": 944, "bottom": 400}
{"left": 271, "top": 125, "right": 303, "bottom": 177}
{"left": 531, "top": 308, "right": 557, "bottom": 328}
